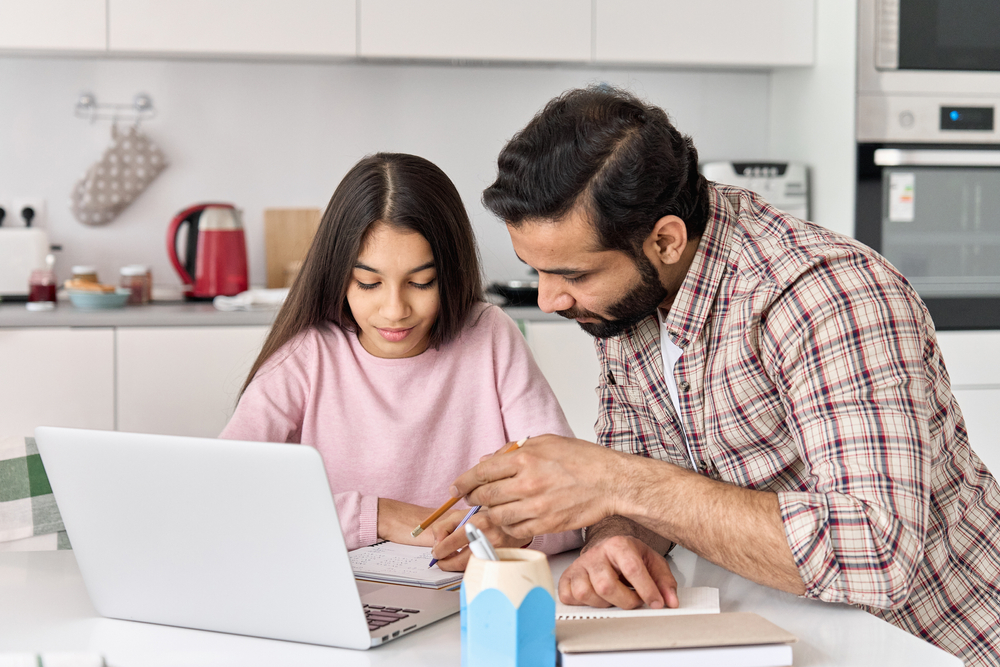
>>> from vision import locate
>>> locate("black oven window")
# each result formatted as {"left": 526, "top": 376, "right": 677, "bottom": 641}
{"left": 900, "top": 0, "right": 1000, "bottom": 71}
{"left": 882, "top": 167, "right": 1000, "bottom": 298}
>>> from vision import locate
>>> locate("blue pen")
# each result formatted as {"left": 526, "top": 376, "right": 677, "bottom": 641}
{"left": 428, "top": 505, "right": 479, "bottom": 568}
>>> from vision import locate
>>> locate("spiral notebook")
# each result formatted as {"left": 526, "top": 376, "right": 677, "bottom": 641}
{"left": 348, "top": 542, "right": 464, "bottom": 590}
{"left": 556, "top": 586, "right": 719, "bottom": 620}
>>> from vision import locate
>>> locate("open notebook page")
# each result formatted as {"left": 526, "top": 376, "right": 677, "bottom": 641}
{"left": 349, "top": 542, "right": 463, "bottom": 589}
{"left": 557, "top": 586, "right": 719, "bottom": 620}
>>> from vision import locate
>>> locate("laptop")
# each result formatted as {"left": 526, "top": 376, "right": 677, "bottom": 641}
{"left": 33, "top": 426, "right": 460, "bottom": 649}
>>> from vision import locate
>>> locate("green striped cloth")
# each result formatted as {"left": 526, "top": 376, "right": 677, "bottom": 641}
{"left": 0, "top": 436, "right": 70, "bottom": 550}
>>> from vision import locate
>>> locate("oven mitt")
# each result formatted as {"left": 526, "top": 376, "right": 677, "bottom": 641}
{"left": 70, "top": 125, "right": 167, "bottom": 226}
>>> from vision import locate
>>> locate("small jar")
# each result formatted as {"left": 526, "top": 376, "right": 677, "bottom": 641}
{"left": 27, "top": 268, "right": 57, "bottom": 311}
{"left": 120, "top": 265, "right": 151, "bottom": 305}
{"left": 71, "top": 265, "right": 99, "bottom": 284}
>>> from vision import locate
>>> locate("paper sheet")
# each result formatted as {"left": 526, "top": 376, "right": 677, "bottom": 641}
{"left": 556, "top": 586, "right": 719, "bottom": 620}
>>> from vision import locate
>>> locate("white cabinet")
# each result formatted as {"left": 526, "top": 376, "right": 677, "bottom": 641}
{"left": 0, "top": 0, "right": 106, "bottom": 51}
{"left": 116, "top": 326, "right": 269, "bottom": 438}
{"left": 523, "top": 320, "right": 600, "bottom": 441}
{"left": 595, "top": 0, "right": 814, "bottom": 67}
{"left": 0, "top": 328, "right": 114, "bottom": 438}
{"left": 359, "top": 0, "right": 591, "bottom": 62}
{"left": 2, "top": 0, "right": 815, "bottom": 68}
{"left": 936, "top": 331, "right": 1000, "bottom": 475}
{"left": 108, "top": 0, "right": 355, "bottom": 56}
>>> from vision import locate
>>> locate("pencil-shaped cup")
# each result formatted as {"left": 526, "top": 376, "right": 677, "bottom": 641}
{"left": 460, "top": 548, "right": 555, "bottom": 667}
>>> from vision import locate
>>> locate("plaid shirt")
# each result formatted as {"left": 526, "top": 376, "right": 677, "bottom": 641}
{"left": 595, "top": 184, "right": 1000, "bottom": 666}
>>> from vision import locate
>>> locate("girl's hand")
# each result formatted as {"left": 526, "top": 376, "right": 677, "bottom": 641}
{"left": 429, "top": 510, "right": 532, "bottom": 571}
{"left": 377, "top": 498, "right": 467, "bottom": 547}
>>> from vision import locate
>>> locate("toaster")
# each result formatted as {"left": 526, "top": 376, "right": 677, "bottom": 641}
{"left": 0, "top": 228, "right": 50, "bottom": 300}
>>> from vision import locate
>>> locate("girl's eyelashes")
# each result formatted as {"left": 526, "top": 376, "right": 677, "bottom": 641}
{"left": 411, "top": 278, "right": 437, "bottom": 290}
{"left": 353, "top": 278, "right": 436, "bottom": 290}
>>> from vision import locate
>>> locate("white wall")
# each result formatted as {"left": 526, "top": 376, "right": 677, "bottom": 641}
{"left": 768, "top": 0, "right": 857, "bottom": 237}
{"left": 0, "top": 56, "right": 771, "bottom": 290}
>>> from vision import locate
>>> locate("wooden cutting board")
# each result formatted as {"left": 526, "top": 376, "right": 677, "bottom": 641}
{"left": 264, "top": 208, "right": 322, "bottom": 288}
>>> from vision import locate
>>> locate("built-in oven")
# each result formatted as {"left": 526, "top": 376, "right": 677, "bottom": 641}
{"left": 856, "top": 0, "right": 1000, "bottom": 329}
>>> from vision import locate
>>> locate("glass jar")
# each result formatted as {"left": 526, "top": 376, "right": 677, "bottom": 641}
{"left": 27, "top": 268, "right": 57, "bottom": 311}
{"left": 120, "top": 265, "right": 151, "bottom": 305}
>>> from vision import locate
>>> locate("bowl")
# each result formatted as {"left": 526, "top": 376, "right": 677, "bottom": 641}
{"left": 68, "top": 288, "right": 131, "bottom": 309}
{"left": 487, "top": 280, "right": 539, "bottom": 307}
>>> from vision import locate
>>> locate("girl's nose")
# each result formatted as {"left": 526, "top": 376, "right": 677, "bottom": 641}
{"left": 381, "top": 289, "right": 411, "bottom": 322}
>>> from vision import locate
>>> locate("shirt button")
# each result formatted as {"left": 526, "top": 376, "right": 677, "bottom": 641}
{"left": 679, "top": 380, "right": 691, "bottom": 391}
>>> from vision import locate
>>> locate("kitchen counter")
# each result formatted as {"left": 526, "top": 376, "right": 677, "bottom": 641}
{"left": 0, "top": 301, "right": 279, "bottom": 328}
{"left": 0, "top": 302, "right": 564, "bottom": 328}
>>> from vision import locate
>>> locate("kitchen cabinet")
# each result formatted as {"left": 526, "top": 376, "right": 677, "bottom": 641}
{"left": 2, "top": 0, "right": 816, "bottom": 68}
{"left": 0, "top": 0, "right": 106, "bottom": 52}
{"left": 116, "top": 325, "right": 269, "bottom": 438}
{"left": 522, "top": 320, "right": 600, "bottom": 441}
{"left": 108, "top": 0, "right": 355, "bottom": 57}
{"left": 595, "top": 0, "right": 814, "bottom": 67}
{"left": 0, "top": 328, "right": 114, "bottom": 438}
{"left": 359, "top": 0, "right": 591, "bottom": 62}
{"left": 936, "top": 331, "right": 1000, "bottom": 475}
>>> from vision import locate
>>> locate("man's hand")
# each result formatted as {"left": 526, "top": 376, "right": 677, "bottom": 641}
{"left": 428, "top": 511, "right": 531, "bottom": 571}
{"left": 448, "top": 434, "right": 625, "bottom": 539}
{"left": 559, "top": 535, "right": 678, "bottom": 610}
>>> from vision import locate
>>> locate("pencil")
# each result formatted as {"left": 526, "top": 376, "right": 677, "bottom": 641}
{"left": 410, "top": 436, "right": 529, "bottom": 538}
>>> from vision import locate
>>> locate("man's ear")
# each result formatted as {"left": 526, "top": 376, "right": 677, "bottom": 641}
{"left": 644, "top": 215, "right": 688, "bottom": 267}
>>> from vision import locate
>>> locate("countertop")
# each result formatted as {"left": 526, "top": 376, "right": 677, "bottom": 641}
{"left": 0, "top": 548, "right": 960, "bottom": 666}
{"left": 0, "top": 302, "right": 564, "bottom": 328}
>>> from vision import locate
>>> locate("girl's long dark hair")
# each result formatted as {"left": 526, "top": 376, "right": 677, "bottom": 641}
{"left": 241, "top": 153, "right": 484, "bottom": 396}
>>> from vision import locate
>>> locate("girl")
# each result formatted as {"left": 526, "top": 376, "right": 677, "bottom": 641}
{"left": 220, "top": 153, "right": 581, "bottom": 568}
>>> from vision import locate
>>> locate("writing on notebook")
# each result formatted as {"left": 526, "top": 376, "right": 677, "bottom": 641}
{"left": 349, "top": 542, "right": 463, "bottom": 589}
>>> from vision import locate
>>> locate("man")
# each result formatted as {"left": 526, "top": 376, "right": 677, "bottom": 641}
{"left": 431, "top": 87, "right": 1000, "bottom": 665}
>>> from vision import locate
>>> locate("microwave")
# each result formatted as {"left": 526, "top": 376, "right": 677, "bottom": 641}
{"left": 857, "top": 0, "right": 1000, "bottom": 329}
{"left": 858, "top": 0, "right": 1000, "bottom": 143}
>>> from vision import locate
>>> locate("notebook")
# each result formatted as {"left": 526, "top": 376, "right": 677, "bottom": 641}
{"left": 349, "top": 541, "right": 463, "bottom": 589}
{"left": 557, "top": 586, "right": 719, "bottom": 620}
{"left": 557, "top": 612, "right": 797, "bottom": 667}
{"left": 32, "top": 426, "right": 461, "bottom": 649}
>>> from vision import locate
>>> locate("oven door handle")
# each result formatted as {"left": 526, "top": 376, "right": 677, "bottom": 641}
{"left": 874, "top": 148, "right": 1000, "bottom": 167}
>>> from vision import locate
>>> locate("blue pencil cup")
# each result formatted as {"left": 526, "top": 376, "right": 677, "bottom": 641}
{"left": 460, "top": 548, "right": 556, "bottom": 667}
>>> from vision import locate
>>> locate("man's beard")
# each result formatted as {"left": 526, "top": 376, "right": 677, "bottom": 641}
{"left": 557, "top": 256, "right": 669, "bottom": 338}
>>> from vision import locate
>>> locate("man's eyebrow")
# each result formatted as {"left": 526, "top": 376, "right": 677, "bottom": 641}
{"left": 513, "top": 253, "right": 583, "bottom": 276}
{"left": 354, "top": 261, "right": 436, "bottom": 274}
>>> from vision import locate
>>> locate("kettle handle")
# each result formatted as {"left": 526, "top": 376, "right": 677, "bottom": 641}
{"left": 167, "top": 202, "right": 235, "bottom": 289}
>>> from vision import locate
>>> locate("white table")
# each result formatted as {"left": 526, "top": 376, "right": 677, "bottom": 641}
{"left": 0, "top": 548, "right": 961, "bottom": 666}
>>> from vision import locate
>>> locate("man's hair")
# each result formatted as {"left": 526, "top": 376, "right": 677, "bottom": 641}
{"left": 482, "top": 86, "right": 710, "bottom": 257}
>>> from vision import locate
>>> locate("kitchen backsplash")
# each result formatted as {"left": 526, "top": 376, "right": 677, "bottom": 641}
{"left": 0, "top": 56, "right": 770, "bottom": 290}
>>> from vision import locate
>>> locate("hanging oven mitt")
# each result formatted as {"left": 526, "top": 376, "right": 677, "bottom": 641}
{"left": 71, "top": 124, "right": 167, "bottom": 226}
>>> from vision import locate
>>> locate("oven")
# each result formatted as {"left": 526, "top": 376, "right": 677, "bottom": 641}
{"left": 856, "top": 0, "right": 1000, "bottom": 329}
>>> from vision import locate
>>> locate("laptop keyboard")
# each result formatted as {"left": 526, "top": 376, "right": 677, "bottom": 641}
{"left": 364, "top": 604, "right": 420, "bottom": 632}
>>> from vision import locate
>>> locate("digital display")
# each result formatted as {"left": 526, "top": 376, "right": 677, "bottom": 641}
{"left": 940, "top": 106, "right": 994, "bottom": 131}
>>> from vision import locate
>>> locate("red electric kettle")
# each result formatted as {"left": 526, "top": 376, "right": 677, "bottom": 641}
{"left": 167, "top": 203, "right": 248, "bottom": 300}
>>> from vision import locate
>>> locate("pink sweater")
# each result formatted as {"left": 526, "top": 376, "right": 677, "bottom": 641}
{"left": 220, "top": 303, "right": 582, "bottom": 554}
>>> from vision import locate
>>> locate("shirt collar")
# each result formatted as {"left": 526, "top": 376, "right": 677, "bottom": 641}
{"left": 660, "top": 184, "right": 736, "bottom": 349}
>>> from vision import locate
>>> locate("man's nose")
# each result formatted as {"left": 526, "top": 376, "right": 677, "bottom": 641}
{"left": 536, "top": 276, "right": 574, "bottom": 313}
